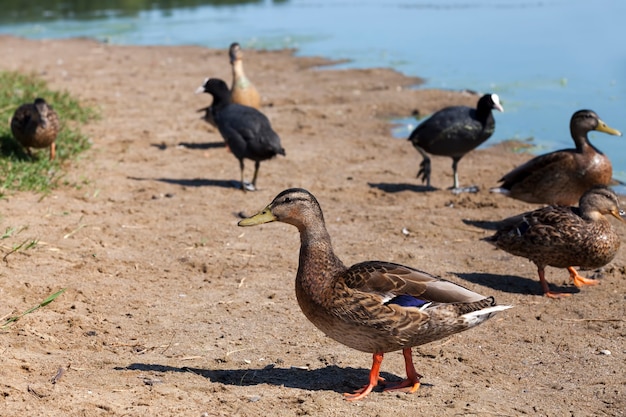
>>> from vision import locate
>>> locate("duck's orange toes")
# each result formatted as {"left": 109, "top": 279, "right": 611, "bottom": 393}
{"left": 344, "top": 352, "right": 384, "bottom": 401}
{"left": 383, "top": 377, "right": 421, "bottom": 394}
{"left": 567, "top": 266, "right": 600, "bottom": 288}
{"left": 344, "top": 375, "right": 386, "bottom": 401}
{"left": 545, "top": 291, "right": 572, "bottom": 299}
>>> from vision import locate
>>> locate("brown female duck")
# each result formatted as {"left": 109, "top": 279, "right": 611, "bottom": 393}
{"left": 484, "top": 185, "right": 625, "bottom": 298}
{"left": 239, "top": 188, "right": 510, "bottom": 400}
{"left": 10, "top": 97, "right": 60, "bottom": 160}
{"left": 490, "top": 110, "right": 622, "bottom": 205}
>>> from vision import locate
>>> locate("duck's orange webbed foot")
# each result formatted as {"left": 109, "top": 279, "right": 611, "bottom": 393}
{"left": 539, "top": 267, "right": 573, "bottom": 298}
{"left": 344, "top": 352, "right": 384, "bottom": 401}
{"left": 567, "top": 266, "right": 600, "bottom": 288}
{"left": 383, "top": 348, "right": 422, "bottom": 394}
{"left": 383, "top": 376, "right": 421, "bottom": 393}
{"left": 545, "top": 291, "right": 572, "bottom": 299}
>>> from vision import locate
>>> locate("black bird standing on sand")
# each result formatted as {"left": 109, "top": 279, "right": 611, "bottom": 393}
{"left": 196, "top": 78, "right": 285, "bottom": 191}
{"left": 408, "top": 93, "right": 503, "bottom": 193}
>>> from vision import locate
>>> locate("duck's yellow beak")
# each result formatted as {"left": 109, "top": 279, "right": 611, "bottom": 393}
{"left": 596, "top": 120, "right": 622, "bottom": 136}
{"left": 613, "top": 209, "right": 626, "bottom": 224}
{"left": 238, "top": 206, "right": 276, "bottom": 227}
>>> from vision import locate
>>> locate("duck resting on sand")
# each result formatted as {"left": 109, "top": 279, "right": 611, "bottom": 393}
{"left": 490, "top": 110, "right": 622, "bottom": 205}
{"left": 238, "top": 188, "right": 511, "bottom": 400}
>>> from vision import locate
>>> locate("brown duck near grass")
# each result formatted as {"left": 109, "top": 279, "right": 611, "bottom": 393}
{"left": 490, "top": 110, "right": 622, "bottom": 205}
{"left": 239, "top": 188, "right": 511, "bottom": 400}
{"left": 483, "top": 185, "right": 625, "bottom": 298}
{"left": 408, "top": 93, "right": 503, "bottom": 193}
{"left": 10, "top": 97, "right": 60, "bottom": 160}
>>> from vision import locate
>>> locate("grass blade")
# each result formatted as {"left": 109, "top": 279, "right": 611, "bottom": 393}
{"left": 1, "top": 288, "right": 66, "bottom": 328}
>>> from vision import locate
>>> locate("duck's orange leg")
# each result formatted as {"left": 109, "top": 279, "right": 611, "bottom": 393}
{"left": 383, "top": 348, "right": 422, "bottom": 393}
{"left": 538, "top": 267, "right": 571, "bottom": 298}
{"left": 344, "top": 352, "right": 384, "bottom": 401}
{"left": 49, "top": 143, "right": 56, "bottom": 161}
{"left": 567, "top": 266, "right": 599, "bottom": 288}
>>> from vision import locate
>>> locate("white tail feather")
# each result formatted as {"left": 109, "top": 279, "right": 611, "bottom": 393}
{"left": 462, "top": 305, "right": 512, "bottom": 325}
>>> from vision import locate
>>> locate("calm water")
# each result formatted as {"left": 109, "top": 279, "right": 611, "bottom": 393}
{"left": 2, "top": 0, "right": 625, "bottom": 183}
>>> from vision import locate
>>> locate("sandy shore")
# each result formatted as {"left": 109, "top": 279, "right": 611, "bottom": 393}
{"left": 0, "top": 36, "right": 624, "bottom": 416}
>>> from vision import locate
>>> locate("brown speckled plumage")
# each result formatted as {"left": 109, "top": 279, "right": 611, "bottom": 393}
{"left": 490, "top": 110, "right": 622, "bottom": 205}
{"left": 239, "top": 188, "right": 510, "bottom": 400}
{"left": 484, "top": 185, "right": 625, "bottom": 298}
{"left": 11, "top": 98, "right": 60, "bottom": 160}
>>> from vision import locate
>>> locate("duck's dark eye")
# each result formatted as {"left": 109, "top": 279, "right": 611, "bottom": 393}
{"left": 283, "top": 197, "right": 291, "bottom": 204}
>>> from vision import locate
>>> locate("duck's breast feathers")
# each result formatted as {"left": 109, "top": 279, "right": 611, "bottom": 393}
{"left": 343, "top": 261, "right": 486, "bottom": 304}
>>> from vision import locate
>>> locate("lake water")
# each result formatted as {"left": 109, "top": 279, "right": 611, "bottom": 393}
{"left": 2, "top": 0, "right": 625, "bottom": 184}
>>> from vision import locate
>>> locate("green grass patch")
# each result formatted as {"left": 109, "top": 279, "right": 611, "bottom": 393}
{"left": 0, "top": 71, "right": 98, "bottom": 195}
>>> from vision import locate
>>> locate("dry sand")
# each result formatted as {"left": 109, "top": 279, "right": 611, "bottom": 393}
{"left": 0, "top": 36, "right": 624, "bottom": 416}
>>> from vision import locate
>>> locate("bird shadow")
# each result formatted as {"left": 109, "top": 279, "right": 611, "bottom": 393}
{"left": 114, "top": 363, "right": 426, "bottom": 394}
{"left": 127, "top": 176, "right": 239, "bottom": 189}
{"left": 0, "top": 134, "right": 30, "bottom": 161}
{"left": 455, "top": 272, "right": 580, "bottom": 296}
{"left": 368, "top": 182, "right": 436, "bottom": 193}
{"left": 149, "top": 141, "right": 226, "bottom": 151}
{"left": 176, "top": 141, "right": 226, "bottom": 150}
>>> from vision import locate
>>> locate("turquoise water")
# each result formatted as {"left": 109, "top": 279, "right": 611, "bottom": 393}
{"left": 2, "top": 0, "right": 625, "bottom": 182}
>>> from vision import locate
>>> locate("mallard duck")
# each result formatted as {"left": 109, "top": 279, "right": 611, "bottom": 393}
{"left": 199, "top": 42, "right": 261, "bottom": 129}
{"left": 10, "top": 97, "right": 60, "bottom": 160}
{"left": 490, "top": 110, "right": 622, "bottom": 205}
{"left": 195, "top": 78, "right": 285, "bottom": 191}
{"left": 229, "top": 42, "right": 261, "bottom": 110}
{"left": 483, "top": 185, "right": 625, "bottom": 298}
{"left": 238, "top": 188, "right": 511, "bottom": 400}
{"left": 408, "top": 93, "right": 503, "bottom": 193}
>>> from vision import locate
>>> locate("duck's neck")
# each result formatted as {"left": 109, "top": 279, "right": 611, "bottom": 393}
{"left": 231, "top": 60, "right": 251, "bottom": 88}
{"left": 295, "top": 223, "right": 346, "bottom": 307}
{"left": 572, "top": 130, "right": 600, "bottom": 154}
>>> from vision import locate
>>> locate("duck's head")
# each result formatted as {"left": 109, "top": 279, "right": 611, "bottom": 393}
{"left": 238, "top": 188, "right": 324, "bottom": 230}
{"left": 229, "top": 42, "right": 243, "bottom": 64}
{"left": 570, "top": 110, "right": 622, "bottom": 137}
{"left": 34, "top": 98, "right": 50, "bottom": 127}
{"left": 579, "top": 185, "right": 626, "bottom": 223}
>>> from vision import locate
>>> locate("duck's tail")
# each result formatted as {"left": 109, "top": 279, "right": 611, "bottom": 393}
{"left": 461, "top": 303, "right": 512, "bottom": 327}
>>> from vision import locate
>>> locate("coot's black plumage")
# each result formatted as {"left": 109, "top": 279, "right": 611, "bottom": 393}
{"left": 196, "top": 78, "right": 285, "bottom": 191}
{"left": 408, "top": 93, "right": 503, "bottom": 192}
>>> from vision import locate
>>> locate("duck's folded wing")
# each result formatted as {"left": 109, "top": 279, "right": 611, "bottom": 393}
{"left": 499, "top": 149, "right": 575, "bottom": 185}
{"left": 343, "top": 261, "right": 486, "bottom": 304}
